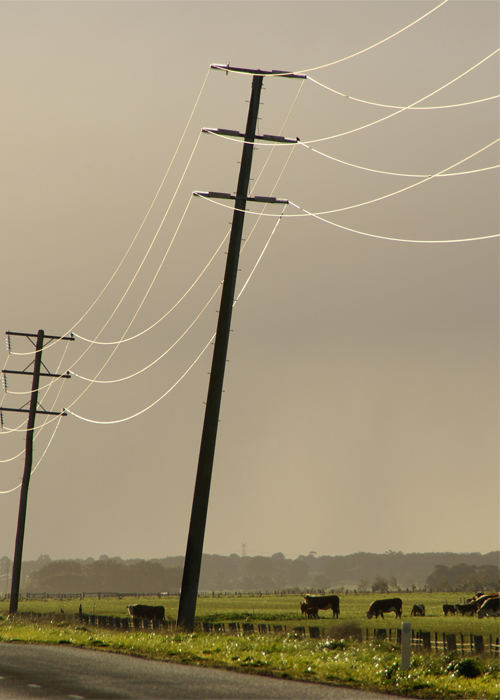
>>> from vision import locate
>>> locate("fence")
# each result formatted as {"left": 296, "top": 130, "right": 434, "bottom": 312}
{"left": 14, "top": 612, "right": 500, "bottom": 656}
{"left": 22, "top": 592, "right": 166, "bottom": 600}
{"left": 369, "top": 627, "right": 499, "bottom": 656}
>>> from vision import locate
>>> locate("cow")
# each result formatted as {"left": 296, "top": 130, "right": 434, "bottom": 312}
{"left": 366, "top": 598, "right": 402, "bottom": 619}
{"left": 455, "top": 603, "right": 476, "bottom": 616}
{"left": 302, "top": 594, "right": 340, "bottom": 618}
{"left": 301, "top": 605, "right": 319, "bottom": 619}
{"left": 443, "top": 604, "right": 457, "bottom": 616}
{"left": 411, "top": 604, "right": 425, "bottom": 617}
{"left": 471, "top": 594, "right": 499, "bottom": 611}
{"left": 466, "top": 592, "right": 484, "bottom": 604}
{"left": 127, "top": 604, "right": 165, "bottom": 620}
{"left": 477, "top": 596, "right": 500, "bottom": 619}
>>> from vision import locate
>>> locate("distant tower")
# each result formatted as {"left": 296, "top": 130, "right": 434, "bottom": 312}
{"left": 241, "top": 543, "right": 247, "bottom": 557}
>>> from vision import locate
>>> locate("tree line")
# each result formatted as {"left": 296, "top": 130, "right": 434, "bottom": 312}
{"left": 0, "top": 550, "right": 497, "bottom": 595}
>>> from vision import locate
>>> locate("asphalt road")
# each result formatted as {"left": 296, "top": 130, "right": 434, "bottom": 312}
{"left": 0, "top": 643, "right": 401, "bottom": 699}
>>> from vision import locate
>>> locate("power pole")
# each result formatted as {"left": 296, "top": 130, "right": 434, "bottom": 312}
{"left": 177, "top": 65, "right": 305, "bottom": 630}
{"left": 1, "top": 330, "right": 73, "bottom": 613}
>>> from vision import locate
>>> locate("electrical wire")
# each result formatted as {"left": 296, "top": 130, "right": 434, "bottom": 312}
{"left": 43, "top": 77, "right": 303, "bottom": 417}
{"left": 299, "top": 138, "right": 500, "bottom": 216}
{"left": 64, "top": 205, "right": 288, "bottom": 424}
{"left": 212, "top": 48, "right": 499, "bottom": 150}
{"left": 194, "top": 136, "right": 499, "bottom": 224}
{"left": 8, "top": 69, "right": 211, "bottom": 358}
{"left": 219, "top": 0, "right": 449, "bottom": 76}
{"left": 70, "top": 286, "right": 222, "bottom": 384}
{"left": 302, "top": 48, "right": 500, "bottom": 145}
{"left": 0, "top": 415, "right": 63, "bottom": 494}
{"left": 69, "top": 80, "right": 305, "bottom": 351}
{"left": 287, "top": 201, "right": 499, "bottom": 244}
{"left": 18, "top": 131, "right": 205, "bottom": 406}
{"left": 307, "top": 76, "right": 500, "bottom": 111}
{"left": 73, "top": 223, "right": 230, "bottom": 347}
{"left": 297, "top": 144, "right": 499, "bottom": 179}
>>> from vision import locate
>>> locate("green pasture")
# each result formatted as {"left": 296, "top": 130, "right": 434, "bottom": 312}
{"left": 0, "top": 592, "right": 499, "bottom": 698}
{"left": 1, "top": 591, "right": 498, "bottom": 638}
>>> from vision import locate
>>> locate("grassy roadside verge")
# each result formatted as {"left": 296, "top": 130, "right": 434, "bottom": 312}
{"left": 0, "top": 617, "right": 498, "bottom": 698}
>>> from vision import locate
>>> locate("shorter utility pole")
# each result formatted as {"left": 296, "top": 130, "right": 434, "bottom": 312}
{"left": 1, "top": 330, "right": 73, "bottom": 613}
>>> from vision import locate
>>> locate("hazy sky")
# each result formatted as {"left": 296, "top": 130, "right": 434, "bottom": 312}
{"left": 1, "top": 1, "right": 498, "bottom": 564}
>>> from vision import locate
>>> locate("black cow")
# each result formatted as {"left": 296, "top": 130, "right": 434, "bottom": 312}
{"left": 411, "top": 604, "right": 425, "bottom": 617}
{"left": 443, "top": 604, "right": 457, "bottom": 616}
{"left": 477, "top": 596, "right": 500, "bottom": 619}
{"left": 455, "top": 603, "right": 476, "bottom": 616}
{"left": 367, "top": 598, "right": 402, "bottom": 619}
{"left": 302, "top": 606, "right": 319, "bottom": 619}
{"left": 302, "top": 594, "right": 340, "bottom": 618}
{"left": 127, "top": 604, "right": 165, "bottom": 620}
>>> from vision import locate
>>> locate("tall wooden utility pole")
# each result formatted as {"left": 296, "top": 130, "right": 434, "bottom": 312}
{"left": 1, "top": 330, "right": 73, "bottom": 613}
{"left": 177, "top": 65, "right": 305, "bottom": 630}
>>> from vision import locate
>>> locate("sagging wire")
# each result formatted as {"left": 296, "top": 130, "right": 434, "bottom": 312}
{"left": 297, "top": 146, "right": 498, "bottom": 180}
{"left": 73, "top": 227, "right": 230, "bottom": 347}
{"left": 8, "top": 69, "right": 212, "bottom": 358}
{"left": 213, "top": 48, "right": 499, "bottom": 149}
{"left": 307, "top": 76, "right": 499, "bottom": 111}
{"left": 302, "top": 48, "right": 500, "bottom": 145}
{"left": 51, "top": 80, "right": 302, "bottom": 407}
{"left": 70, "top": 79, "right": 305, "bottom": 350}
{"left": 0, "top": 414, "right": 63, "bottom": 494}
{"left": 69, "top": 143, "right": 300, "bottom": 383}
{"left": 220, "top": 0, "right": 449, "bottom": 77}
{"left": 194, "top": 136, "right": 500, "bottom": 229}
{"left": 70, "top": 285, "right": 222, "bottom": 384}
{"left": 30, "top": 132, "right": 204, "bottom": 405}
{"left": 287, "top": 202, "right": 499, "bottom": 244}
{"left": 298, "top": 138, "right": 500, "bottom": 216}
{"left": 64, "top": 204, "right": 288, "bottom": 425}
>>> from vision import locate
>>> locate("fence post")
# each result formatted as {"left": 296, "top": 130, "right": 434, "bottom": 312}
{"left": 401, "top": 622, "right": 411, "bottom": 670}
{"left": 422, "top": 632, "right": 431, "bottom": 650}
{"left": 446, "top": 634, "right": 457, "bottom": 652}
{"left": 474, "top": 636, "right": 484, "bottom": 654}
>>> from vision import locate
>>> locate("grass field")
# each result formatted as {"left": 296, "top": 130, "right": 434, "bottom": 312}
{"left": 2, "top": 591, "right": 498, "bottom": 638}
{"left": 1, "top": 592, "right": 498, "bottom": 698}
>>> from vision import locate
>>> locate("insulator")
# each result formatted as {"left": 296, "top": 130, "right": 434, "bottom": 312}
{"left": 0, "top": 410, "right": 3, "bottom": 429}
{"left": 6, "top": 334, "right": 11, "bottom": 353}
{"left": 1, "top": 374, "right": 7, "bottom": 392}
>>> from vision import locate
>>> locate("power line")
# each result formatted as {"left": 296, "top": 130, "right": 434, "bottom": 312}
{"left": 307, "top": 76, "right": 499, "bottom": 111}
{"left": 218, "top": 0, "right": 449, "bottom": 76}
{"left": 299, "top": 138, "right": 500, "bottom": 216}
{"left": 288, "top": 201, "right": 499, "bottom": 244}
{"left": 302, "top": 48, "right": 500, "bottom": 145}
{"left": 0, "top": 415, "right": 63, "bottom": 494}
{"left": 213, "top": 48, "right": 499, "bottom": 148}
{"left": 64, "top": 207, "right": 287, "bottom": 424}
{"left": 8, "top": 71, "right": 212, "bottom": 358}
{"left": 194, "top": 136, "right": 499, "bottom": 228}
{"left": 298, "top": 143, "right": 499, "bottom": 180}
{"left": 70, "top": 285, "right": 221, "bottom": 384}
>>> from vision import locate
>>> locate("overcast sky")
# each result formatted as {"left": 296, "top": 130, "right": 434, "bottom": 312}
{"left": 0, "top": 1, "right": 498, "bottom": 564}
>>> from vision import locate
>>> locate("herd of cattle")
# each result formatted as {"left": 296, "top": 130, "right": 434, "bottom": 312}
{"left": 125, "top": 593, "right": 499, "bottom": 623}
{"left": 298, "top": 592, "right": 499, "bottom": 620}
{"left": 441, "top": 592, "right": 500, "bottom": 619}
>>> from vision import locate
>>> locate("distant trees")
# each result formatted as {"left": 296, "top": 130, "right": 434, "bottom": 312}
{"left": 16, "top": 551, "right": 500, "bottom": 594}
{"left": 371, "top": 576, "right": 389, "bottom": 594}
{"left": 26, "top": 559, "right": 182, "bottom": 594}
{"left": 426, "top": 563, "right": 499, "bottom": 592}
